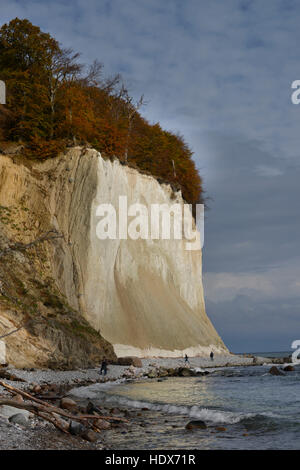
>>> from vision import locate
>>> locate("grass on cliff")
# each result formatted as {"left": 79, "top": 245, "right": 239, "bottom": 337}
{"left": 0, "top": 226, "right": 115, "bottom": 367}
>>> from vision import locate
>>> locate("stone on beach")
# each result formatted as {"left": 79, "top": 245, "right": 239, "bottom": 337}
{"left": 178, "top": 367, "right": 196, "bottom": 377}
{"left": 8, "top": 413, "right": 28, "bottom": 427}
{"left": 157, "top": 368, "right": 169, "bottom": 377}
{"left": 268, "top": 366, "right": 284, "bottom": 376}
{"left": 185, "top": 420, "right": 207, "bottom": 430}
{"left": 69, "top": 419, "right": 99, "bottom": 442}
{"left": 81, "top": 429, "right": 98, "bottom": 442}
{"left": 13, "top": 394, "right": 24, "bottom": 403}
{"left": 147, "top": 370, "right": 158, "bottom": 378}
{"left": 60, "top": 398, "right": 77, "bottom": 411}
{"left": 95, "top": 419, "right": 111, "bottom": 430}
{"left": 0, "top": 405, "right": 31, "bottom": 420}
{"left": 116, "top": 357, "right": 143, "bottom": 367}
{"left": 86, "top": 401, "right": 102, "bottom": 415}
{"left": 69, "top": 421, "right": 85, "bottom": 436}
{"left": 283, "top": 365, "right": 295, "bottom": 372}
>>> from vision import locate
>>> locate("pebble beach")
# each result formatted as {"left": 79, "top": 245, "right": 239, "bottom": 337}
{"left": 0, "top": 353, "right": 290, "bottom": 450}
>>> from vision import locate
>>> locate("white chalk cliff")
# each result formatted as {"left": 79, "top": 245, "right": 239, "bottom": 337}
{"left": 0, "top": 147, "right": 228, "bottom": 359}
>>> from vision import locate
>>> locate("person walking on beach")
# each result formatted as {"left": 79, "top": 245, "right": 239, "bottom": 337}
{"left": 210, "top": 351, "right": 214, "bottom": 361}
{"left": 99, "top": 357, "right": 108, "bottom": 376}
{"left": 184, "top": 354, "right": 190, "bottom": 366}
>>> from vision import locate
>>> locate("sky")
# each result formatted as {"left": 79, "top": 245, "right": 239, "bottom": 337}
{"left": 1, "top": 0, "right": 300, "bottom": 352}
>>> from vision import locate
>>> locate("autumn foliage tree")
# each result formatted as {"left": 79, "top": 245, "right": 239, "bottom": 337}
{"left": 0, "top": 18, "right": 204, "bottom": 205}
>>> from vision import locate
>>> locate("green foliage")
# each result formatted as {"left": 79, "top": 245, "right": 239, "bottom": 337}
{"left": 0, "top": 18, "right": 204, "bottom": 205}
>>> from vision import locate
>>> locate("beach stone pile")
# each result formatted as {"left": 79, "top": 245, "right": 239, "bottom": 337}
{"left": 145, "top": 367, "right": 209, "bottom": 379}
{"left": 115, "top": 357, "right": 143, "bottom": 368}
{"left": 269, "top": 366, "right": 285, "bottom": 376}
{"left": 268, "top": 365, "right": 296, "bottom": 375}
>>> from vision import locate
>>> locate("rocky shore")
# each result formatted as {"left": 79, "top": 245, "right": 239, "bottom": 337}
{"left": 0, "top": 354, "right": 293, "bottom": 450}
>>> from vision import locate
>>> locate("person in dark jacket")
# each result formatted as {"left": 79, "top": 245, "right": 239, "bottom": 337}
{"left": 210, "top": 351, "right": 214, "bottom": 361}
{"left": 184, "top": 354, "right": 190, "bottom": 365}
{"left": 99, "top": 358, "right": 108, "bottom": 375}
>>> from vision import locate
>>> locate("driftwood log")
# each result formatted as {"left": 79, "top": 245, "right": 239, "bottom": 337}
{"left": 0, "top": 398, "right": 69, "bottom": 433}
{"left": 0, "top": 380, "right": 128, "bottom": 438}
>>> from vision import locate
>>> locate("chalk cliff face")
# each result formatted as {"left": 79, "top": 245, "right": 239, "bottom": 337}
{"left": 0, "top": 147, "right": 227, "bottom": 364}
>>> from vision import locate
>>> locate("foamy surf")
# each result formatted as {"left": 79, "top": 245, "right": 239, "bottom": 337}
{"left": 81, "top": 389, "right": 279, "bottom": 425}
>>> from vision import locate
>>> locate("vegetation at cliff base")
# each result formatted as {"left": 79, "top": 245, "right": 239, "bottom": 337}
{"left": 0, "top": 18, "right": 203, "bottom": 205}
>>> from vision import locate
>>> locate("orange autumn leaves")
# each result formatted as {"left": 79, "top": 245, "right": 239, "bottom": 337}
{"left": 0, "top": 18, "right": 203, "bottom": 206}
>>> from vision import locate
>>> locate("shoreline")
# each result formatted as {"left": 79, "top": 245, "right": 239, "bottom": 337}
{"left": 0, "top": 351, "right": 288, "bottom": 389}
{"left": 0, "top": 353, "right": 292, "bottom": 450}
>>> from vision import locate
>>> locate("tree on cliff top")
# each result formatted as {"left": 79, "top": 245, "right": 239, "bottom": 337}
{"left": 0, "top": 18, "right": 82, "bottom": 140}
{"left": 0, "top": 18, "right": 204, "bottom": 205}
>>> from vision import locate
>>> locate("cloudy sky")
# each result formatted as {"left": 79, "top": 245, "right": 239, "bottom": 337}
{"left": 2, "top": 0, "right": 300, "bottom": 352}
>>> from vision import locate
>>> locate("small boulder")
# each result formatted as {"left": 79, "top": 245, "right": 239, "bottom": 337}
{"left": 69, "top": 421, "right": 85, "bottom": 436}
{"left": 110, "top": 408, "right": 120, "bottom": 414}
{"left": 9, "top": 413, "right": 28, "bottom": 427}
{"left": 13, "top": 394, "right": 24, "bottom": 403}
{"left": 186, "top": 420, "right": 207, "bottom": 430}
{"left": 117, "top": 357, "right": 142, "bottom": 367}
{"left": 96, "top": 419, "right": 111, "bottom": 430}
{"left": 86, "top": 401, "right": 102, "bottom": 415}
{"left": 147, "top": 370, "right": 157, "bottom": 379}
{"left": 158, "top": 368, "right": 168, "bottom": 377}
{"left": 178, "top": 367, "right": 196, "bottom": 377}
{"left": 0, "top": 405, "right": 31, "bottom": 420}
{"left": 60, "top": 397, "right": 77, "bottom": 411}
{"left": 8, "top": 413, "right": 28, "bottom": 427}
{"left": 283, "top": 365, "right": 295, "bottom": 372}
{"left": 81, "top": 429, "right": 98, "bottom": 442}
{"left": 269, "top": 366, "right": 284, "bottom": 376}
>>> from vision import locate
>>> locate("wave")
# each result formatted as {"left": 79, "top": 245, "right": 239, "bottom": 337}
{"left": 96, "top": 391, "right": 279, "bottom": 425}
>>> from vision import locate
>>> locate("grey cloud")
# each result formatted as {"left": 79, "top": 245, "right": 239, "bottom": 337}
{"left": 207, "top": 295, "right": 299, "bottom": 352}
{"left": 195, "top": 133, "right": 300, "bottom": 274}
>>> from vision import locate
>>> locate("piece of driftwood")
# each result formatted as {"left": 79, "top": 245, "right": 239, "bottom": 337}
{"left": 0, "top": 370, "right": 27, "bottom": 382}
{"left": 0, "top": 380, "right": 128, "bottom": 438}
{"left": 0, "top": 380, "right": 128, "bottom": 422}
{"left": 0, "top": 398, "right": 69, "bottom": 433}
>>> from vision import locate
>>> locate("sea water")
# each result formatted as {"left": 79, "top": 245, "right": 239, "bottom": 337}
{"left": 94, "top": 359, "right": 300, "bottom": 450}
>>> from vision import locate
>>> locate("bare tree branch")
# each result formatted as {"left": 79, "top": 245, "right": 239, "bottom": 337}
{"left": 0, "top": 230, "right": 63, "bottom": 259}
{"left": 0, "top": 325, "right": 23, "bottom": 340}
{"left": 0, "top": 381, "right": 128, "bottom": 438}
